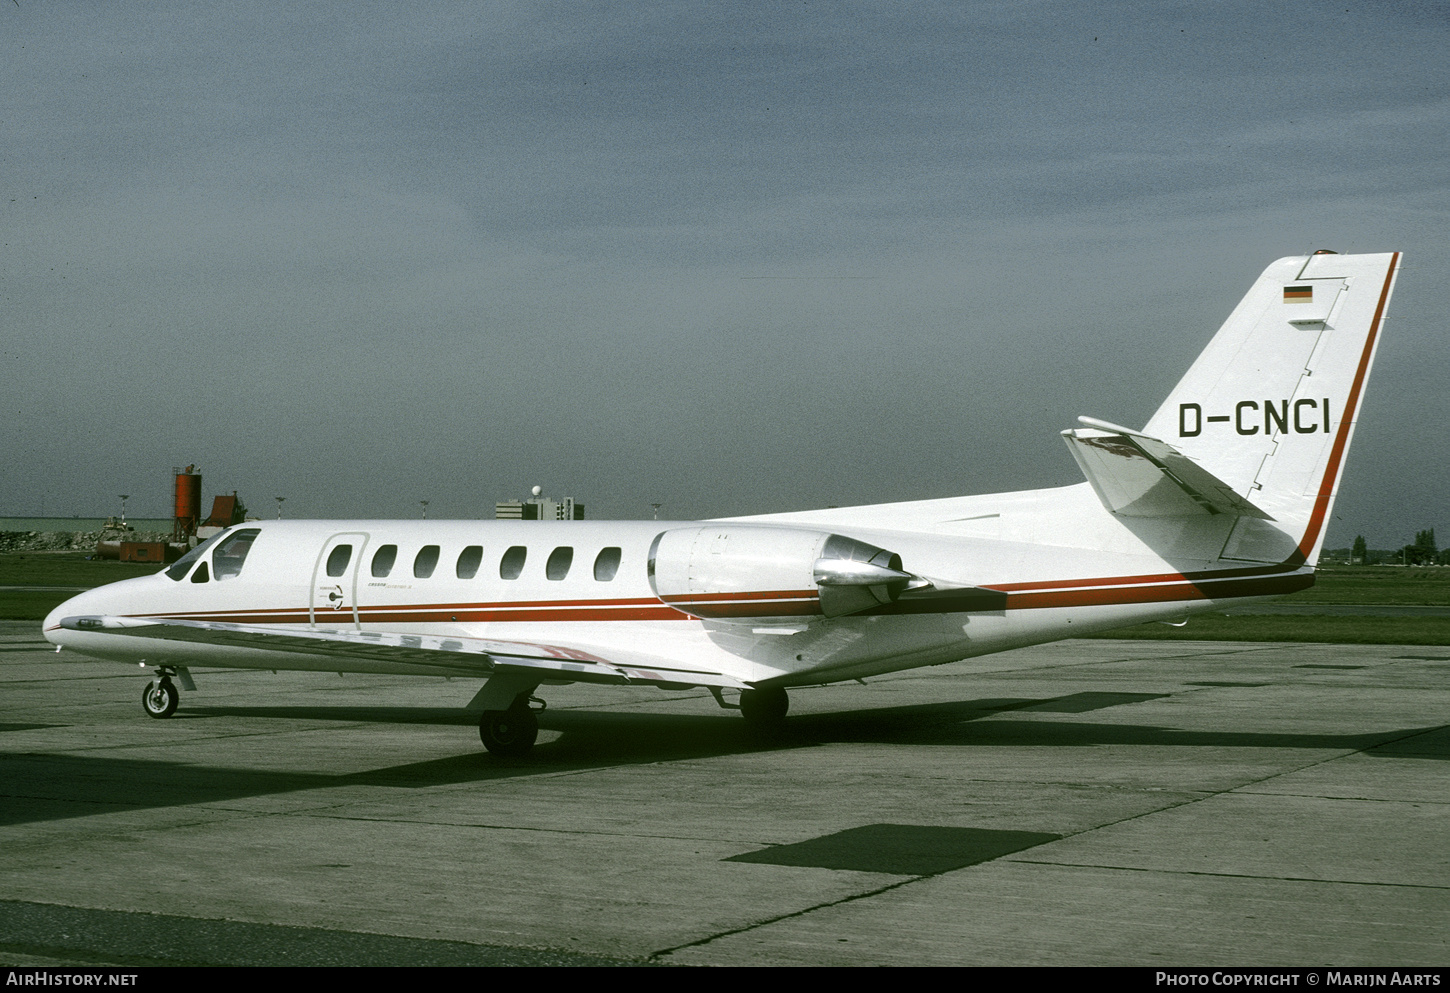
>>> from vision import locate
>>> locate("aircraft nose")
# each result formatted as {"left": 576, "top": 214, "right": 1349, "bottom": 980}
{"left": 43, "top": 588, "right": 99, "bottom": 646}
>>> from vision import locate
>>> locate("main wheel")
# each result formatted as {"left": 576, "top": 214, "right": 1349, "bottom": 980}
{"left": 142, "top": 678, "right": 179, "bottom": 719}
{"left": 479, "top": 705, "right": 538, "bottom": 757}
{"left": 739, "top": 686, "right": 789, "bottom": 727}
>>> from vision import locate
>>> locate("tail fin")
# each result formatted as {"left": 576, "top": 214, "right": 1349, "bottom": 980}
{"left": 1133, "top": 251, "right": 1401, "bottom": 566}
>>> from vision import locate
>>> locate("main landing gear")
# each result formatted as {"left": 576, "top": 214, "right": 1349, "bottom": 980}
{"left": 478, "top": 695, "right": 541, "bottom": 758}
{"left": 472, "top": 683, "right": 789, "bottom": 758}
{"left": 142, "top": 676, "right": 179, "bottom": 719}
{"left": 738, "top": 686, "right": 789, "bottom": 727}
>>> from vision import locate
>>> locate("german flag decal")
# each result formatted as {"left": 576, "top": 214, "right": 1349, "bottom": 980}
{"left": 1284, "top": 285, "right": 1313, "bottom": 303}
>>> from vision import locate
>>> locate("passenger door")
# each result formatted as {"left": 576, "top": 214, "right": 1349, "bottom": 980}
{"left": 310, "top": 532, "right": 369, "bottom": 629}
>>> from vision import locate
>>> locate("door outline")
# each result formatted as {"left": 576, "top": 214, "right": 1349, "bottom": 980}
{"left": 310, "top": 532, "right": 369, "bottom": 629}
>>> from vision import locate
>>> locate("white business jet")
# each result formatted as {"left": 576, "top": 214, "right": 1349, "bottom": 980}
{"left": 44, "top": 251, "right": 1402, "bottom": 756}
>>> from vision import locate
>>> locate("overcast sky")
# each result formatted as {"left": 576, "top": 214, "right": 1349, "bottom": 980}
{"left": 3, "top": 1, "right": 1446, "bottom": 547}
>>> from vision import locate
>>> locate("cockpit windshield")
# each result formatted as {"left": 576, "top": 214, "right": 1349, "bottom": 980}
{"left": 164, "top": 527, "right": 263, "bottom": 581}
{"left": 164, "top": 531, "right": 228, "bottom": 581}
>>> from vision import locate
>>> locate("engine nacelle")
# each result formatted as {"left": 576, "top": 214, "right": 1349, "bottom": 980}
{"left": 647, "top": 525, "right": 916, "bottom": 619}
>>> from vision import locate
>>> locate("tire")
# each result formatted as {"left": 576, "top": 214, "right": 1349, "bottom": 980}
{"left": 479, "top": 706, "right": 539, "bottom": 757}
{"left": 739, "top": 686, "right": 789, "bottom": 727}
{"left": 142, "top": 679, "right": 179, "bottom": 719}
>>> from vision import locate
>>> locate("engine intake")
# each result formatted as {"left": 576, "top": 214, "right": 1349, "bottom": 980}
{"left": 647, "top": 526, "right": 917, "bottom": 620}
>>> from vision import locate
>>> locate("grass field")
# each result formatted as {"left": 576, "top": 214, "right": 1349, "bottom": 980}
{"left": 1281, "top": 566, "right": 1450, "bottom": 605}
{"left": 1084, "top": 612, "right": 1450, "bottom": 645}
{"left": 1084, "top": 566, "right": 1450, "bottom": 644}
{"left": 2, "top": 554, "right": 1447, "bottom": 643}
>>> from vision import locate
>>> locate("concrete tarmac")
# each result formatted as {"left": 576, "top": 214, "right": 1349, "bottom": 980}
{"left": 1, "top": 620, "right": 1446, "bottom": 967}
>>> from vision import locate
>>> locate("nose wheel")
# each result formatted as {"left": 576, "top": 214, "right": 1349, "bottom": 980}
{"left": 142, "top": 677, "right": 179, "bottom": 719}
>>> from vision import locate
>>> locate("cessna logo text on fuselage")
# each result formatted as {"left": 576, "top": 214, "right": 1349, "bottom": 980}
{"left": 1179, "top": 400, "right": 1331, "bottom": 437}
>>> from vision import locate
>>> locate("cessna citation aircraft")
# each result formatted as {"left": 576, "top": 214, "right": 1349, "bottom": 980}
{"left": 45, "top": 251, "right": 1401, "bottom": 756}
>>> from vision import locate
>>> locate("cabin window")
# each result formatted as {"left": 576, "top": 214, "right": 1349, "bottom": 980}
{"left": 546, "top": 546, "right": 573, "bottom": 580}
{"left": 326, "top": 545, "right": 352, "bottom": 577}
{"left": 371, "top": 545, "right": 397, "bottom": 578}
{"left": 212, "top": 528, "right": 261, "bottom": 580}
{"left": 593, "top": 547, "right": 622, "bottom": 581}
{"left": 457, "top": 545, "right": 483, "bottom": 579}
{"left": 499, "top": 545, "right": 527, "bottom": 580}
{"left": 190, "top": 561, "right": 210, "bottom": 583}
{"left": 414, "top": 545, "right": 440, "bottom": 579}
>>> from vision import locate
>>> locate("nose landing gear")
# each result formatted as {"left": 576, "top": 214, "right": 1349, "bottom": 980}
{"left": 139, "top": 665, "right": 192, "bottom": 719}
{"left": 142, "top": 677, "right": 179, "bottom": 719}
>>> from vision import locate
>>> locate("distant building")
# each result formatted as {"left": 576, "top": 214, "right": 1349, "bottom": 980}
{"left": 495, "top": 501, "right": 527, "bottom": 520}
{"left": 496, "top": 496, "right": 584, "bottom": 521}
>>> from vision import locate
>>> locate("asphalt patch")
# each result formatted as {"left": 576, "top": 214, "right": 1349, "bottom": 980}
{"left": 724, "top": 824, "right": 1060, "bottom": 876}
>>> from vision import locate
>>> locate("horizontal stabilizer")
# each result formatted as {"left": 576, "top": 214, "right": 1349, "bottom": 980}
{"left": 58, "top": 615, "right": 749, "bottom": 690}
{"left": 1062, "top": 422, "right": 1272, "bottom": 519}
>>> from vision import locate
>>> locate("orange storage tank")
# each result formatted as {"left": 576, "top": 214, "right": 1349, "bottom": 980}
{"left": 173, "top": 468, "right": 202, "bottom": 536}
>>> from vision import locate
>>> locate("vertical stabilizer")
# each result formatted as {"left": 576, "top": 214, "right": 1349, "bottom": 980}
{"left": 1141, "top": 252, "right": 1401, "bottom": 566}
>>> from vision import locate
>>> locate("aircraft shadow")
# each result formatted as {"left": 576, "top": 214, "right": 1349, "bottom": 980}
{"left": 543, "top": 699, "right": 1449, "bottom": 760}
{"left": 3, "top": 694, "right": 1444, "bottom": 826}
{"left": 179, "top": 704, "right": 476, "bottom": 726}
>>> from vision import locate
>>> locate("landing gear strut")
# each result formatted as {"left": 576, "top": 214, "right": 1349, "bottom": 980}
{"left": 739, "top": 686, "right": 789, "bottom": 727}
{"left": 479, "top": 696, "right": 540, "bottom": 757}
{"left": 142, "top": 677, "right": 179, "bottom": 719}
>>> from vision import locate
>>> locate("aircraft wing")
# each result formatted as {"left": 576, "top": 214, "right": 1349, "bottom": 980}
{"left": 58, "top": 615, "right": 750, "bottom": 691}
{"left": 1062, "top": 418, "right": 1273, "bottom": 519}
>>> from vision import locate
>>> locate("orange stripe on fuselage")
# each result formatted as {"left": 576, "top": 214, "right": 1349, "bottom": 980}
{"left": 126, "top": 564, "right": 1312, "bottom": 626}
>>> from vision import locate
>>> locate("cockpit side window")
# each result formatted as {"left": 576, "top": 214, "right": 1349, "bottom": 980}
{"left": 212, "top": 529, "right": 261, "bottom": 581}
